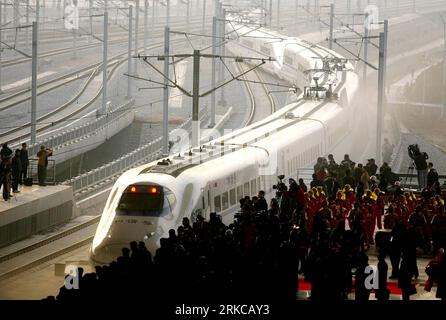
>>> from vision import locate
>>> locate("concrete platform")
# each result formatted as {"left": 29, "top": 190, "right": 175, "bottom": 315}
{"left": 0, "top": 185, "right": 77, "bottom": 247}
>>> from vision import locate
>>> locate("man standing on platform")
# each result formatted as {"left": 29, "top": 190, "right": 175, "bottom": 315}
{"left": 11, "top": 150, "right": 22, "bottom": 193}
{"left": 37, "top": 146, "right": 53, "bottom": 186}
{"left": 20, "top": 143, "right": 29, "bottom": 185}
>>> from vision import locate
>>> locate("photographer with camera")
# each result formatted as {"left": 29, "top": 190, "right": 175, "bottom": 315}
{"left": 408, "top": 144, "right": 429, "bottom": 190}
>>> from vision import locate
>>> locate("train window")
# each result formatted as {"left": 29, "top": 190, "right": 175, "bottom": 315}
{"left": 214, "top": 195, "right": 221, "bottom": 212}
{"left": 257, "top": 177, "right": 261, "bottom": 191}
{"left": 116, "top": 184, "right": 176, "bottom": 217}
{"left": 244, "top": 182, "right": 250, "bottom": 197}
{"left": 250, "top": 179, "right": 256, "bottom": 196}
{"left": 222, "top": 192, "right": 229, "bottom": 210}
{"left": 237, "top": 185, "right": 243, "bottom": 200}
{"left": 229, "top": 188, "right": 236, "bottom": 206}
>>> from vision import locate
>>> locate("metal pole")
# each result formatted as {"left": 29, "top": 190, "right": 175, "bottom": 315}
{"left": 186, "top": 0, "right": 190, "bottom": 32}
{"left": 162, "top": 26, "right": 170, "bottom": 155}
{"left": 127, "top": 6, "right": 133, "bottom": 98}
{"left": 383, "top": 19, "right": 388, "bottom": 91}
{"left": 295, "top": 0, "right": 298, "bottom": 33}
{"left": 13, "top": 0, "right": 19, "bottom": 28}
{"left": 132, "top": 0, "right": 140, "bottom": 75}
{"left": 442, "top": 18, "right": 446, "bottom": 118}
{"left": 210, "top": 16, "right": 217, "bottom": 127}
{"left": 192, "top": 50, "right": 200, "bottom": 148}
{"left": 202, "top": 0, "right": 206, "bottom": 35}
{"left": 144, "top": 0, "right": 148, "bottom": 55}
{"left": 26, "top": 0, "right": 30, "bottom": 50}
{"left": 219, "top": 8, "right": 226, "bottom": 107}
{"left": 0, "top": 3, "right": 2, "bottom": 94}
{"left": 269, "top": 0, "right": 272, "bottom": 27}
{"left": 167, "top": 0, "right": 170, "bottom": 27}
{"left": 277, "top": 0, "right": 280, "bottom": 30}
{"left": 104, "top": 0, "right": 108, "bottom": 12}
{"left": 101, "top": 11, "right": 108, "bottom": 116}
{"left": 329, "top": 3, "right": 334, "bottom": 50}
{"left": 363, "top": 13, "right": 369, "bottom": 85}
{"left": 376, "top": 32, "right": 386, "bottom": 165}
{"left": 347, "top": 0, "right": 351, "bottom": 25}
{"left": 31, "top": 22, "right": 38, "bottom": 145}
{"left": 152, "top": 0, "right": 156, "bottom": 38}
{"left": 89, "top": 0, "right": 93, "bottom": 43}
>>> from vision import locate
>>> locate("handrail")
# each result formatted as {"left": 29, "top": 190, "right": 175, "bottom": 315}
{"left": 11, "top": 99, "right": 135, "bottom": 157}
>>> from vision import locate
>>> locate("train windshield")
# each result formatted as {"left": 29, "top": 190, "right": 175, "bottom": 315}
{"left": 116, "top": 184, "right": 176, "bottom": 217}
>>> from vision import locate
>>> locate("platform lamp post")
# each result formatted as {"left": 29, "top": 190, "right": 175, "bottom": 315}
{"left": 376, "top": 30, "right": 387, "bottom": 166}
{"left": 0, "top": 3, "right": 2, "bottom": 94}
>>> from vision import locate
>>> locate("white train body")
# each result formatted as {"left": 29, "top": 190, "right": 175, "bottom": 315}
{"left": 90, "top": 21, "right": 360, "bottom": 264}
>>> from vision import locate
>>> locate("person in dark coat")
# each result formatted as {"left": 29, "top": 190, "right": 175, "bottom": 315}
{"left": 11, "top": 149, "right": 22, "bottom": 193}
{"left": 20, "top": 143, "right": 29, "bottom": 183}
{"left": 427, "top": 162, "right": 439, "bottom": 189}
{"left": 0, "top": 160, "right": 11, "bottom": 201}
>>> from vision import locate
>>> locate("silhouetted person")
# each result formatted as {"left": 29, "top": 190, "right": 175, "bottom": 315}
{"left": 11, "top": 149, "right": 21, "bottom": 193}
{"left": 20, "top": 143, "right": 29, "bottom": 183}
{"left": 37, "top": 145, "right": 53, "bottom": 186}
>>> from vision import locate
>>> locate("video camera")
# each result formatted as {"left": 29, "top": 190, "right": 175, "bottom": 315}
{"left": 272, "top": 175, "right": 286, "bottom": 198}
{"left": 408, "top": 144, "right": 420, "bottom": 156}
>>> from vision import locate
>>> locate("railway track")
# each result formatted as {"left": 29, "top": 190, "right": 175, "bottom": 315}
{"left": 0, "top": 25, "right": 208, "bottom": 144}
{"left": 235, "top": 61, "right": 276, "bottom": 126}
{"left": 1, "top": 16, "right": 212, "bottom": 68}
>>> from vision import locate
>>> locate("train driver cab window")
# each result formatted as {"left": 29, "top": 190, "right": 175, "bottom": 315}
{"left": 214, "top": 195, "right": 222, "bottom": 212}
{"left": 116, "top": 184, "right": 176, "bottom": 217}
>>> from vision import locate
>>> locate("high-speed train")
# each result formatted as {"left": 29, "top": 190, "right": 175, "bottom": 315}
{"left": 89, "top": 18, "right": 361, "bottom": 264}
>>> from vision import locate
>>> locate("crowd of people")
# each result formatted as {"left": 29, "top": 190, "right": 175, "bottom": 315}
{"left": 45, "top": 153, "right": 446, "bottom": 301}
{"left": 0, "top": 142, "right": 53, "bottom": 201}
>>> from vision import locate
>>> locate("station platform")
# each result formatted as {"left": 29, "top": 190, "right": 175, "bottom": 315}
{"left": 0, "top": 184, "right": 77, "bottom": 248}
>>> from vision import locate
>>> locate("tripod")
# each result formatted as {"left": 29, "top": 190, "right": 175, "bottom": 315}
{"left": 404, "top": 160, "right": 416, "bottom": 189}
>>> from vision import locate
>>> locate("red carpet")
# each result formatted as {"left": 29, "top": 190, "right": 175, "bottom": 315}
{"left": 297, "top": 278, "right": 418, "bottom": 295}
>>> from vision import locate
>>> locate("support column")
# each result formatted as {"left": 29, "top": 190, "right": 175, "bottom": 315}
{"left": 89, "top": 0, "right": 93, "bottom": 43}
{"left": 277, "top": 0, "right": 280, "bottom": 30}
{"left": 329, "top": 3, "right": 334, "bottom": 50}
{"left": 442, "top": 20, "right": 446, "bottom": 119}
{"left": 31, "top": 22, "right": 38, "bottom": 144}
{"left": 376, "top": 31, "right": 386, "bottom": 165}
{"left": 166, "top": 0, "right": 170, "bottom": 27}
{"left": 101, "top": 11, "right": 108, "bottom": 116}
{"left": 202, "top": 0, "right": 206, "bottom": 35}
{"left": 144, "top": 0, "right": 148, "bottom": 55}
{"left": 219, "top": 8, "right": 226, "bottom": 107}
{"left": 192, "top": 50, "right": 200, "bottom": 148}
{"left": 127, "top": 6, "right": 133, "bottom": 98}
{"left": 135, "top": 0, "right": 140, "bottom": 60}
{"left": 363, "top": 13, "right": 369, "bottom": 85}
{"left": 269, "top": 0, "right": 272, "bottom": 27}
{"left": 210, "top": 16, "right": 217, "bottom": 128}
{"left": 26, "top": 0, "right": 30, "bottom": 50}
{"left": 162, "top": 26, "right": 170, "bottom": 156}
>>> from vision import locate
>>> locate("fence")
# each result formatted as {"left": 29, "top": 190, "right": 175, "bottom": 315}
{"left": 65, "top": 107, "right": 208, "bottom": 198}
{"left": 27, "top": 158, "right": 57, "bottom": 186}
{"left": 11, "top": 99, "right": 135, "bottom": 158}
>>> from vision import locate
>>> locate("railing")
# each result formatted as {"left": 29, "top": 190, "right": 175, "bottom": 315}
{"left": 65, "top": 107, "right": 208, "bottom": 198}
{"left": 12, "top": 99, "right": 135, "bottom": 157}
{"left": 27, "top": 158, "right": 57, "bottom": 186}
